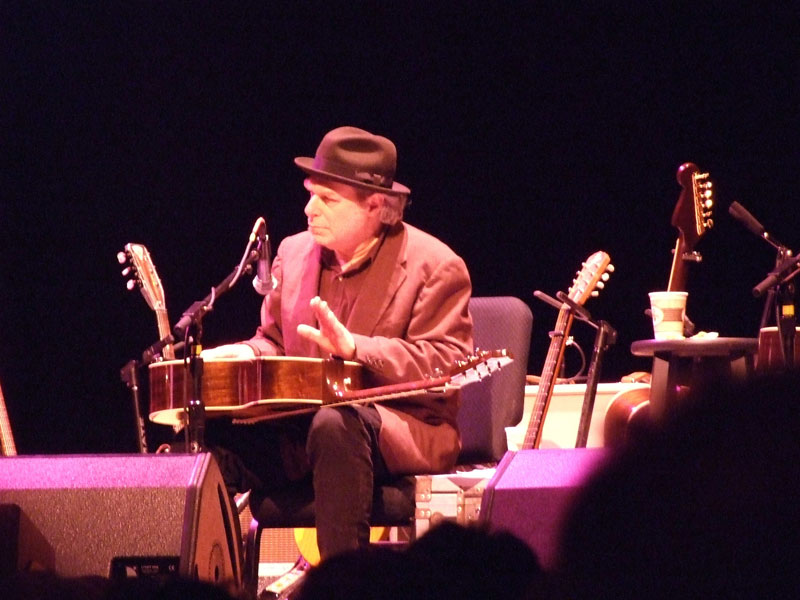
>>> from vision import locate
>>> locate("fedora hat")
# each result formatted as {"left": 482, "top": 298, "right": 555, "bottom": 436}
{"left": 294, "top": 126, "right": 410, "bottom": 195}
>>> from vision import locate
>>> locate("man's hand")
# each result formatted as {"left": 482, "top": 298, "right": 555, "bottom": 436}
{"left": 296, "top": 296, "right": 356, "bottom": 359}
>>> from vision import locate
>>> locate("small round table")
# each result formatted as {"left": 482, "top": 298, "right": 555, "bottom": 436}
{"left": 630, "top": 337, "right": 759, "bottom": 420}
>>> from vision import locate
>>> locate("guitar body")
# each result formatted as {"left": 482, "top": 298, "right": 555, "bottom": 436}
{"left": 602, "top": 384, "right": 651, "bottom": 447}
{"left": 149, "top": 357, "right": 365, "bottom": 425}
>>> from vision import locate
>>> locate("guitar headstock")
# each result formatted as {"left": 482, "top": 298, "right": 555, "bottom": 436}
{"left": 448, "top": 349, "right": 515, "bottom": 386}
{"left": 673, "top": 162, "right": 714, "bottom": 252}
{"left": 567, "top": 251, "right": 613, "bottom": 306}
{"left": 117, "top": 243, "right": 167, "bottom": 312}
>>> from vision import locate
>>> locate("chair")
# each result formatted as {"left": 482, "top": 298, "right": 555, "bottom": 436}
{"left": 242, "top": 296, "right": 532, "bottom": 595}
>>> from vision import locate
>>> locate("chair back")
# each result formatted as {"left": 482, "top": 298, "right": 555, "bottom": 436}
{"left": 457, "top": 296, "right": 533, "bottom": 464}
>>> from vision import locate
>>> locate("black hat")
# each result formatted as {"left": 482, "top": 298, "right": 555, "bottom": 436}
{"left": 294, "top": 126, "right": 410, "bottom": 195}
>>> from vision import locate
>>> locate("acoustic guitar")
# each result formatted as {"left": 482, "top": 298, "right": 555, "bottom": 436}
{"left": 149, "top": 350, "right": 513, "bottom": 426}
{"left": 604, "top": 163, "right": 714, "bottom": 446}
{"left": 506, "top": 251, "right": 612, "bottom": 450}
{"left": 0, "top": 380, "right": 17, "bottom": 456}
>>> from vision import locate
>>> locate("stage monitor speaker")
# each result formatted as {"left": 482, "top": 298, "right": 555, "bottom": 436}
{"left": 0, "top": 452, "right": 241, "bottom": 588}
{"left": 480, "top": 448, "right": 609, "bottom": 570}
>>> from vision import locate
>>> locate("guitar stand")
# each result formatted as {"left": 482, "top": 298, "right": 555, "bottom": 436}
{"left": 575, "top": 318, "right": 617, "bottom": 448}
{"left": 183, "top": 326, "right": 207, "bottom": 453}
{"left": 120, "top": 359, "right": 148, "bottom": 454}
{"left": 533, "top": 290, "right": 618, "bottom": 447}
{"left": 534, "top": 291, "right": 588, "bottom": 376}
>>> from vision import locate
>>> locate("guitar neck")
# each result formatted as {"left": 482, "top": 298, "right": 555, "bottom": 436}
{"left": 667, "top": 237, "right": 687, "bottom": 292}
{"left": 335, "top": 374, "right": 452, "bottom": 403}
{"left": 155, "top": 309, "right": 175, "bottom": 360}
{"left": 523, "top": 307, "right": 574, "bottom": 449}
{"left": 0, "top": 382, "right": 17, "bottom": 456}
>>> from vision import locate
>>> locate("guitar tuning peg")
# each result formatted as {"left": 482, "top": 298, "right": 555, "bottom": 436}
{"left": 595, "top": 281, "right": 605, "bottom": 289}
{"left": 121, "top": 266, "right": 132, "bottom": 277}
{"left": 601, "top": 272, "right": 610, "bottom": 281}
{"left": 116, "top": 251, "right": 128, "bottom": 265}
{"left": 126, "top": 279, "right": 138, "bottom": 291}
{"left": 591, "top": 290, "right": 599, "bottom": 297}
{"left": 606, "top": 264, "right": 615, "bottom": 273}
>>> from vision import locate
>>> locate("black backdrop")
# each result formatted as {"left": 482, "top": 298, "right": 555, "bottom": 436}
{"left": 3, "top": 4, "right": 798, "bottom": 454}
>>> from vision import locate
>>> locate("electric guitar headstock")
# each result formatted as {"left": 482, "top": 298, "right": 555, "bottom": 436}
{"left": 668, "top": 163, "right": 714, "bottom": 290}
{"left": 674, "top": 162, "right": 715, "bottom": 250}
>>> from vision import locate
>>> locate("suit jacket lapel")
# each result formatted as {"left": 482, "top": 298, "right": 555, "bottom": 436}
{"left": 347, "top": 223, "right": 407, "bottom": 336}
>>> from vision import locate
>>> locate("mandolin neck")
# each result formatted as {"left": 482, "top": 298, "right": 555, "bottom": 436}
{"left": 155, "top": 308, "right": 175, "bottom": 360}
{"left": 523, "top": 306, "right": 574, "bottom": 449}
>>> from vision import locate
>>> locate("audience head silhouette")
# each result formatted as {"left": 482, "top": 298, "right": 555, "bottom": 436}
{"left": 555, "top": 372, "right": 800, "bottom": 598}
{"left": 295, "top": 520, "right": 549, "bottom": 600}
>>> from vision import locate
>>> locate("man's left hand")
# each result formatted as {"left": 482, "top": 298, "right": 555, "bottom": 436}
{"left": 296, "top": 296, "right": 356, "bottom": 359}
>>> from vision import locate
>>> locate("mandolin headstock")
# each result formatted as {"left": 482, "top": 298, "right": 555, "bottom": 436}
{"left": 117, "top": 243, "right": 167, "bottom": 313}
{"left": 567, "top": 251, "right": 614, "bottom": 306}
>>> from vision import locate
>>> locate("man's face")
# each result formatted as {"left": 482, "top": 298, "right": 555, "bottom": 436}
{"left": 303, "top": 178, "right": 381, "bottom": 260}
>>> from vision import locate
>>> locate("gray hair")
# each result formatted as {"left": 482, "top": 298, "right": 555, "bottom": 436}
{"left": 375, "top": 192, "right": 409, "bottom": 225}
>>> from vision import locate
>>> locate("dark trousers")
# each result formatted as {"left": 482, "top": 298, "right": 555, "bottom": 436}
{"left": 205, "top": 404, "right": 390, "bottom": 559}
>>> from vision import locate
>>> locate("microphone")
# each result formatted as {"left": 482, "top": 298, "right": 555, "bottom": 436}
{"left": 251, "top": 217, "right": 273, "bottom": 295}
{"left": 728, "top": 201, "right": 764, "bottom": 236}
{"left": 729, "top": 201, "right": 784, "bottom": 249}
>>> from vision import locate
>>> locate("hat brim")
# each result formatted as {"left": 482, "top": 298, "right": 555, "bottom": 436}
{"left": 294, "top": 157, "right": 410, "bottom": 196}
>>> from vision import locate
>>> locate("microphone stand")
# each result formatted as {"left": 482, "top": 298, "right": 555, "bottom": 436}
{"left": 729, "top": 201, "right": 798, "bottom": 371}
{"left": 755, "top": 247, "right": 800, "bottom": 371}
{"left": 120, "top": 359, "right": 148, "bottom": 453}
{"left": 173, "top": 254, "right": 260, "bottom": 453}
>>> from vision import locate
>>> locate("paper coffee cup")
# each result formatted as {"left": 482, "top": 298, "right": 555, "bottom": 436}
{"left": 649, "top": 291, "right": 688, "bottom": 340}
